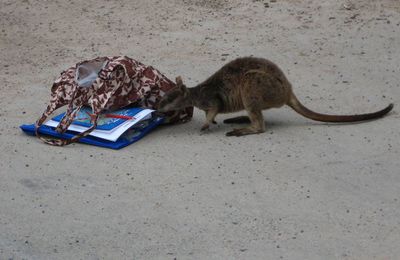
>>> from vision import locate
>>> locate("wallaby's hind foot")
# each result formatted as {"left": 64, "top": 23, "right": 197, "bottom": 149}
{"left": 223, "top": 116, "right": 251, "bottom": 124}
{"left": 226, "top": 109, "right": 265, "bottom": 136}
{"left": 226, "top": 126, "right": 265, "bottom": 136}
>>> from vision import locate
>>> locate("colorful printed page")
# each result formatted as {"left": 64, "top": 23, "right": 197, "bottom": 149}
{"left": 51, "top": 106, "right": 147, "bottom": 131}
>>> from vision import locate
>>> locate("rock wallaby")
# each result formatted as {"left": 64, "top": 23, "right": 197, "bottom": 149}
{"left": 158, "top": 57, "right": 393, "bottom": 136}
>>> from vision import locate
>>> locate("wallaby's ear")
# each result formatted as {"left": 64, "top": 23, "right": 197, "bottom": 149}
{"left": 175, "top": 76, "right": 186, "bottom": 92}
{"left": 176, "top": 76, "right": 183, "bottom": 86}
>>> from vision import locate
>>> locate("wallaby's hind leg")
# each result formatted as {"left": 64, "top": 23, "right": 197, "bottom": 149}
{"left": 226, "top": 109, "right": 265, "bottom": 136}
{"left": 226, "top": 72, "right": 271, "bottom": 136}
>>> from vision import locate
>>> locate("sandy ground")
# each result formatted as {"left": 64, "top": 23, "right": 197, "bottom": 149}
{"left": 1, "top": 0, "right": 400, "bottom": 259}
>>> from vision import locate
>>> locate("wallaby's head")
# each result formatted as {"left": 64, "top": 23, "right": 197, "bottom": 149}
{"left": 158, "top": 76, "right": 191, "bottom": 112}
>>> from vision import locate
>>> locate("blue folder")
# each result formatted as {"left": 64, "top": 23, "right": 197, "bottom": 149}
{"left": 20, "top": 115, "right": 164, "bottom": 150}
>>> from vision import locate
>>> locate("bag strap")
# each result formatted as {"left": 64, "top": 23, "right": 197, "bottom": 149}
{"left": 34, "top": 82, "right": 84, "bottom": 146}
{"left": 35, "top": 103, "right": 100, "bottom": 146}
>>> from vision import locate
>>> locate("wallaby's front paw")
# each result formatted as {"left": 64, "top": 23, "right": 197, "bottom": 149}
{"left": 200, "top": 124, "right": 210, "bottom": 131}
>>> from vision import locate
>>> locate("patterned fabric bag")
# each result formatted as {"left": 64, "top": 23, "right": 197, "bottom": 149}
{"left": 35, "top": 56, "right": 193, "bottom": 146}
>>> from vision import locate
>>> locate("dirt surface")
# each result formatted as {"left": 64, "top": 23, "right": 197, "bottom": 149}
{"left": 1, "top": 0, "right": 399, "bottom": 259}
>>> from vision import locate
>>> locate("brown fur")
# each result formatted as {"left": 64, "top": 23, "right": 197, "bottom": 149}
{"left": 158, "top": 57, "right": 394, "bottom": 136}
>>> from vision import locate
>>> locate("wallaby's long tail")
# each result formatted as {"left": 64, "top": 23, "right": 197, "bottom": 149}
{"left": 287, "top": 92, "right": 394, "bottom": 123}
